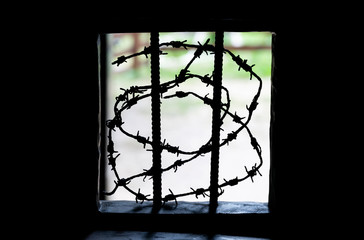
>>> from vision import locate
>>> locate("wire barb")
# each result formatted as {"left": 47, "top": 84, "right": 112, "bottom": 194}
{"left": 194, "top": 39, "right": 211, "bottom": 58}
{"left": 112, "top": 55, "right": 128, "bottom": 66}
{"left": 231, "top": 55, "right": 255, "bottom": 80}
{"left": 245, "top": 164, "right": 262, "bottom": 183}
{"left": 223, "top": 177, "right": 239, "bottom": 186}
{"left": 162, "top": 189, "right": 178, "bottom": 207}
{"left": 135, "top": 188, "right": 151, "bottom": 204}
{"left": 169, "top": 40, "right": 188, "bottom": 49}
{"left": 190, "top": 187, "right": 209, "bottom": 199}
{"left": 136, "top": 131, "right": 150, "bottom": 149}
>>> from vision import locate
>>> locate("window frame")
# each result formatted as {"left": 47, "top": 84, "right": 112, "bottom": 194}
{"left": 95, "top": 18, "right": 278, "bottom": 238}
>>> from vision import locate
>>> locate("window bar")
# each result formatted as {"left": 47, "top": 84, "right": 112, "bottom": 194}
{"left": 150, "top": 31, "right": 162, "bottom": 212}
{"left": 209, "top": 30, "right": 224, "bottom": 213}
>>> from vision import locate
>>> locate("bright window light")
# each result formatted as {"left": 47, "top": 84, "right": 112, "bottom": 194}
{"left": 102, "top": 32, "right": 272, "bottom": 203}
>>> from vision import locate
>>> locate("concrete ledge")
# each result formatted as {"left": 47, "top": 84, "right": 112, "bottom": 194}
{"left": 98, "top": 200, "right": 269, "bottom": 214}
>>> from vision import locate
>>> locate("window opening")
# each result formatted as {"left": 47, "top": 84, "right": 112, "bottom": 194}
{"left": 99, "top": 31, "right": 272, "bottom": 213}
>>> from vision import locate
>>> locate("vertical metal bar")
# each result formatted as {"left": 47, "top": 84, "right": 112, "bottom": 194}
{"left": 150, "top": 31, "right": 162, "bottom": 212}
{"left": 209, "top": 30, "right": 224, "bottom": 214}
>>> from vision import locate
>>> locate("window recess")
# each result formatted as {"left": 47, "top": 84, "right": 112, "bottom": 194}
{"left": 97, "top": 30, "right": 273, "bottom": 215}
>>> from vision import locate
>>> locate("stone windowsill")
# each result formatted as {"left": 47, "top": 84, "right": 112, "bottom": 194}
{"left": 98, "top": 200, "right": 269, "bottom": 214}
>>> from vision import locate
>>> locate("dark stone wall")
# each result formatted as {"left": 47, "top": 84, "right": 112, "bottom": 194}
{"left": 38, "top": 12, "right": 348, "bottom": 239}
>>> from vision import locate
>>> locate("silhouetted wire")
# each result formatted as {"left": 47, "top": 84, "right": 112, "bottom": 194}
{"left": 104, "top": 38, "right": 263, "bottom": 207}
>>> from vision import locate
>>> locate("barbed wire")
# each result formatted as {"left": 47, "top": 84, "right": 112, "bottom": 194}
{"left": 104, "top": 39, "right": 264, "bottom": 207}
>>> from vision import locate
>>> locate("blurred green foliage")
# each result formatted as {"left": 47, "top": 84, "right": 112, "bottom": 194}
{"left": 108, "top": 32, "right": 272, "bottom": 84}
